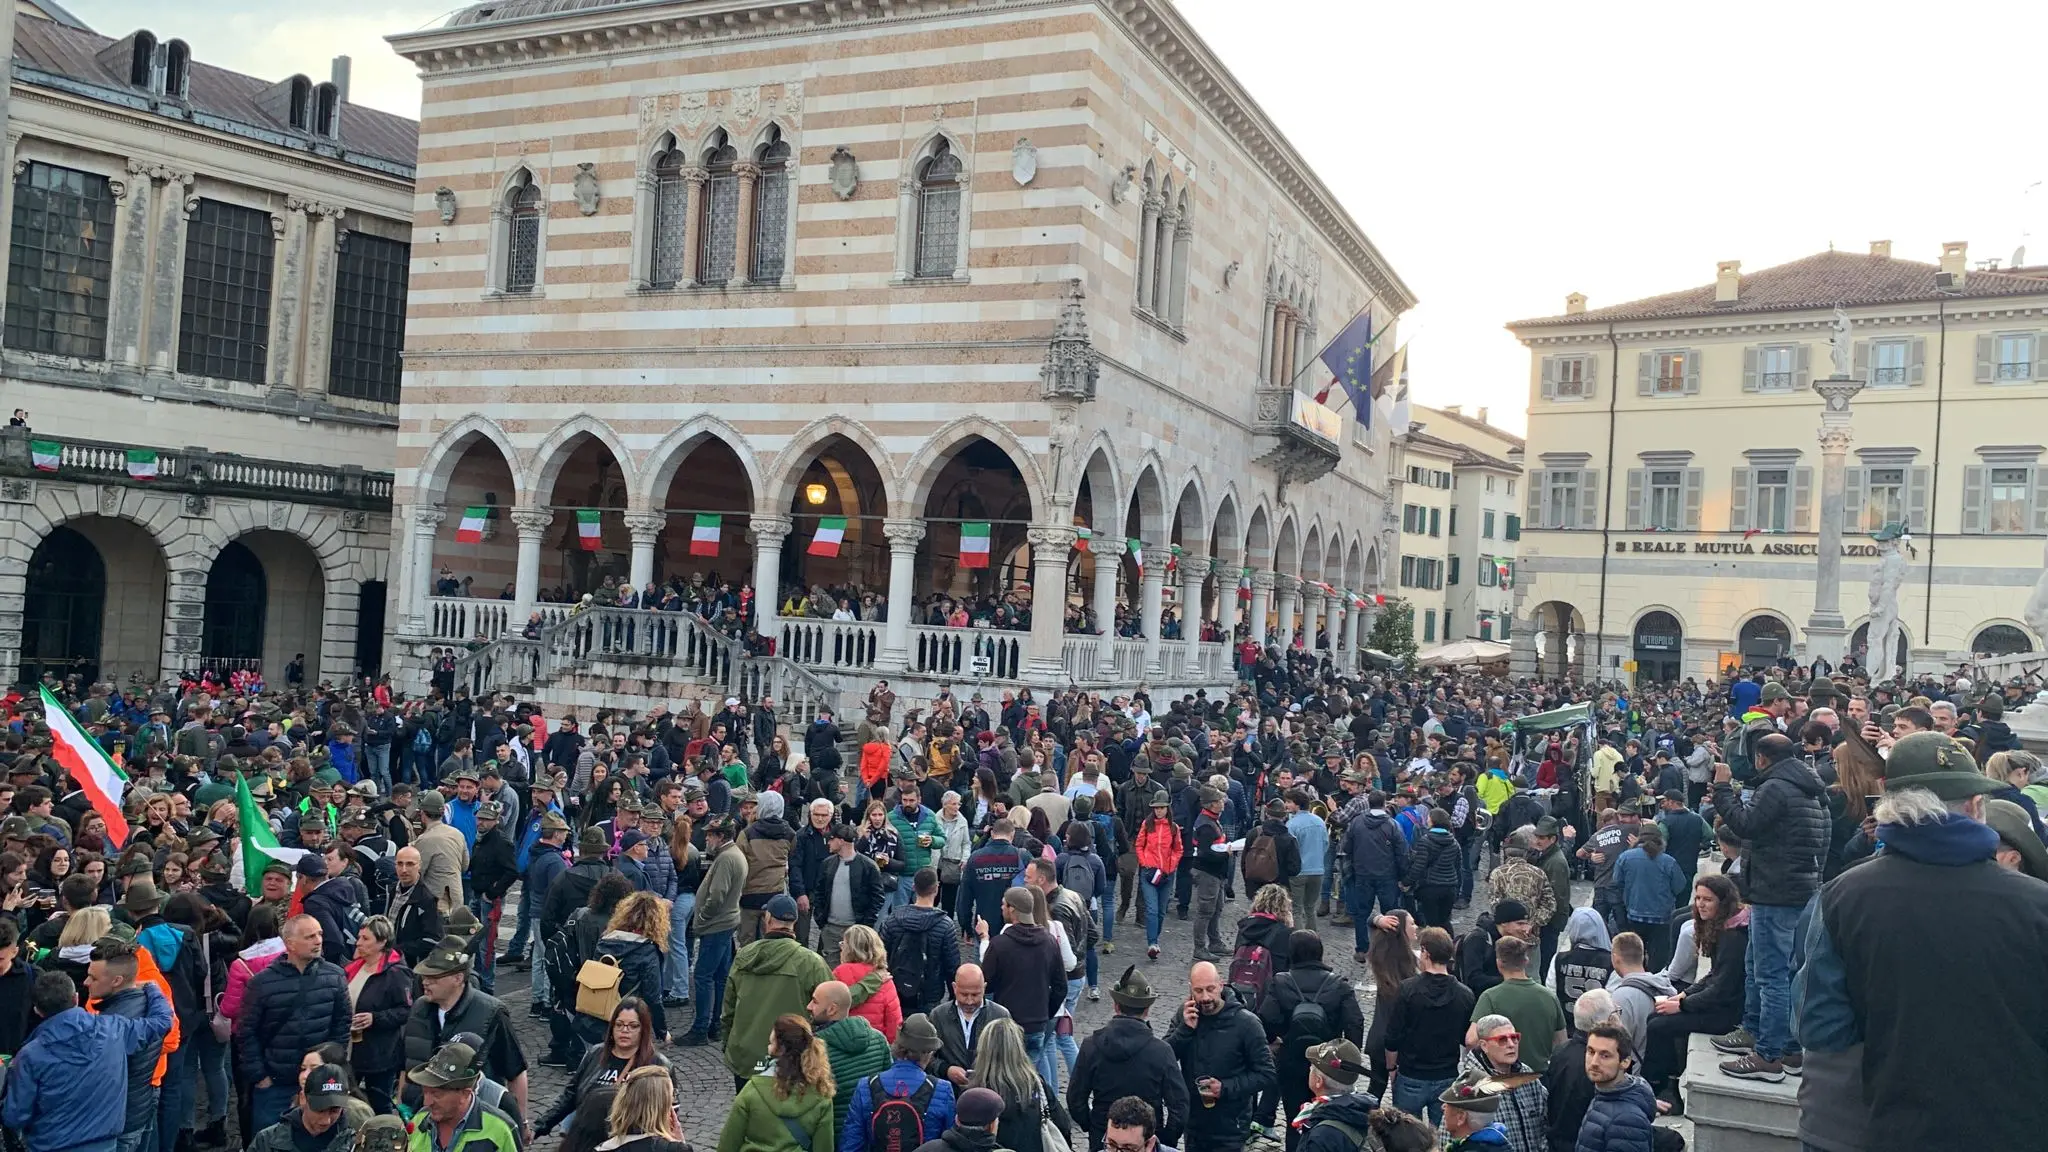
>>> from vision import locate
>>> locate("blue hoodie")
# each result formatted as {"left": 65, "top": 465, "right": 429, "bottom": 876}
{"left": 2, "top": 987, "right": 174, "bottom": 1152}
{"left": 326, "top": 738, "right": 359, "bottom": 784}
{"left": 1453, "top": 1125, "right": 1510, "bottom": 1148}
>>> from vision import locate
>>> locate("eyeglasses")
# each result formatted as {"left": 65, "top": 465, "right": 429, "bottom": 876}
{"left": 1105, "top": 1140, "right": 1149, "bottom": 1152}
{"left": 1483, "top": 1031, "right": 1522, "bottom": 1042}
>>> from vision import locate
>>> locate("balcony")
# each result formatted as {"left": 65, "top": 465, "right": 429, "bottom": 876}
{"left": 0, "top": 426, "right": 393, "bottom": 512}
{"left": 1252, "top": 388, "right": 1342, "bottom": 487}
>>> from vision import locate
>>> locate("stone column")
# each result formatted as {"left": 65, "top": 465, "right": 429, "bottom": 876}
{"left": 1249, "top": 570, "right": 1274, "bottom": 647}
{"left": 1268, "top": 308, "right": 1289, "bottom": 386}
{"left": 1806, "top": 375, "right": 1866, "bottom": 664}
{"left": 878, "top": 517, "right": 924, "bottom": 673}
{"left": 1151, "top": 207, "right": 1177, "bottom": 312}
{"left": 1278, "top": 312, "right": 1299, "bottom": 388}
{"left": 1179, "top": 556, "right": 1210, "bottom": 670}
{"left": 731, "top": 161, "right": 760, "bottom": 288}
{"left": 299, "top": 202, "right": 345, "bottom": 397}
{"left": 1025, "top": 526, "right": 1077, "bottom": 680}
{"left": 1140, "top": 546, "right": 1170, "bottom": 677}
{"left": 1136, "top": 193, "right": 1161, "bottom": 312}
{"left": 1325, "top": 596, "right": 1342, "bottom": 652}
{"left": 268, "top": 203, "right": 310, "bottom": 393}
{"left": 161, "top": 550, "right": 209, "bottom": 682}
{"left": 625, "top": 512, "right": 664, "bottom": 591}
{"left": 680, "top": 167, "right": 708, "bottom": 288}
{"left": 751, "top": 514, "right": 794, "bottom": 651}
{"left": 144, "top": 171, "right": 195, "bottom": 374}
{"left": 1275, "top": 574, "right": 1299, "bottom": 650}
{"left": 1343, "top": 599, "right": 1363, "bottom": 669}
{"left": 1167, "top": 216, "right": 1192, "bottom": 327}
{"left": 404, "top": 507, "right": 446, "bottom": 635}
{"left": 1300, "top": 590, "right": 1323, "bottom": 649}
{"left": 106, "top": 160, "right": 156, "bottom": 369}
{"left": 1257, "top": 292, "right": 1277, "bottom": 385}
{"left": 509, "top": 507, "right": 551, "bottom": 627}
{"left": 1092, "top": 535, "right": 1119, "bottom": 677}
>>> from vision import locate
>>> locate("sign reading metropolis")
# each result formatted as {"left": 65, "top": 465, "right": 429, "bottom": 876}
{"left": 1613, "top": 536, "right": 1919, "bottom": 558}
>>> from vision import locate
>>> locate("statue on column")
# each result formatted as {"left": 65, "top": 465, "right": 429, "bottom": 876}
{"left": 1829, "top": 305, "right": 1854, "bottom": 378}
{"left": 1864, "top": 522, "right": 1909, "bottom": 681}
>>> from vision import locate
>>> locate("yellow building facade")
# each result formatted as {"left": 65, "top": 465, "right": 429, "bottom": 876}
{"left": 1509, "top": 243, "right": 2047, "bottom": 683}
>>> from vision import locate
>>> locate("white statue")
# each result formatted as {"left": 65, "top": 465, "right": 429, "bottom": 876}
{"left": 1865, "top": 526, "right": 1909, "bottom": 681}
{"left": 2025, "top": 539, "right": 2048, "bottom": 654}
{"left": 1830, "top": 305, "right": 1854, "bottom": 378}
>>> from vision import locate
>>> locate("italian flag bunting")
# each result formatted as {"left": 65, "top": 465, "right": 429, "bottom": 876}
{"left": 455, "top": 506, "right": 489, "bottom": 543}
{"left": 1167, "top": 544, "right": 1182, "bottom": 576}
{"left": 125, "top": 449, "right": 158, "bottom": 480}
{"left": 30, "top": 441, "right": 59, "bottom": 471}
{"left": 1128, "top": 539, "right": 1144, "bottom": 574}
{"left": 235, "top": 773, "right": 306, "bottom": 895}
{"left": 38, "top": 686, "right": 130, "bottom": 851}
{"left": 1073, "top": 527, "right": 1091, "bottom": 552}
{"left": 575, "top": 509, "right": 603, "bottom": 551}
{"left": 689, "top": 514, "right": 721, "bottom": 556}
{"left": 1238, "top": 566, "right": 1253, "bottom": 603}
{"left": 1498, "top": 559, "right": 1513, "bottom": 587}
{"left": 809, "top": 517, "right": 848, "bottom": 557}
{"left": 959, "top": 522, "right": 992, "bottom": 568}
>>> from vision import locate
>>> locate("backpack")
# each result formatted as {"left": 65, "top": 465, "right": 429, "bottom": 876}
{"left": 1061, "top": 855, "right": 1098, "bottom": 907}
{"left": 1310, "top": 1118, "right": 1372, "bottom": 1152}
{"left": 575, "top": 953, "right": 626, "bottom": 1020}
{"left": 1242, "top": 832, "right": 1280, "bottom": 887}
{"left": 882, "top": 913, "right": 935, "bottom": 1012}
{"left": 863, "top": 1073, "right": 938, "bottom": 1152}
{"left": 412, "top": 724, "right": 433, "bottom": 754}
{"left": 541, "top": 912, "right": 587, "bottom": 1010}
{"left": 1278, "top": 969, "right": 1340, "bottom": 1048}
{"left": 1227, "top": 940, "right": 1274, "bottom": 1011}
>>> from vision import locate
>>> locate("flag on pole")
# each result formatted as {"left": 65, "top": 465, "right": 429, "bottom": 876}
{"left": 689, "top": 514, "right": 721, "bottom": 556}
{"left": 1497, "top": 559, "right": 1513, "bottom": 587}
{"left": 808, "top": 517, "right": 848, "bottom": 557}
{"left": 575, "top": 509, "right": 603, "bottom": 551}
{"left": 125, "top": 449, "right": 158, "bottom": 480}
{"left": 959, "top": 522, "right": 992, "bottom": 568}
{"left": 1315, "top": 308, "right": 1379, "bottom": 425}
{"left": 1167, "top": 544, "right": 1182, "bottom": 576}
{"left": 235, "top": 773, "right": 306, "bottom": 896}
{"left": 29, "top": 441, "right": 59, "bottom": 471}
{"left": 1073, "top": 527, "right": 1091, "bottom": 552}
{"left": 1238, "top": 567, "right": 1253, "bottom": 603}
{"left": 38, "top": 685, "right": 130, "bottom": 852}
{"left": 455, "top": 506, "right": 489, "bottom": 543}
{"left": 1127, "top": 539, "right": 1144, "bottom": 575}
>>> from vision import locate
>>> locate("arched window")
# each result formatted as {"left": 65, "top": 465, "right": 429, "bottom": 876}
{"left": 1167, "top": 188, "right": 1192, "bottom": 328}
{"left": 698, "top": 130, "right": 738, "bottom": 286}
{"left": 649, "top": 140, "right": 688, "bottom": 289}
{"left": 914, "top": 138, "right": 963, "bottom": 279}
{"left": 288, "top": 76, "right": 311, "bottom": 131}
{"left": 314, "top": 83, "right": 340, "bottom": 138}
{"left": 504, "top": 172, "right": 542, "bottom": 293}
{"left": 165, "top": 40, "right": 190, "bottom": 99}
{"left": 752, "top": 126, "right": 791, "bottom": 283}
{"left": 1973, "top": 624, "right": 2034, "bottom": 657}
{"left": 129, "top": 33, "right": 157, "bottom": 88}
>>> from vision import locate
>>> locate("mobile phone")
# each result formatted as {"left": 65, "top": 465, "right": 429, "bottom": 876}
{"left": 1864, "top": 795, "right": 1881, "bottom": 808}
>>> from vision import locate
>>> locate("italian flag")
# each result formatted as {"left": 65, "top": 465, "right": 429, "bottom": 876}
{"left": 689, "top": 514, "right": 721, "bottom": 556}
{"left": 1127, "top": 539, "right": 1144, "bottom": 574}
{"left": 1497, "top": 560, "right": 1513, "bottom": 587}
{"left": 1073, "top": 527, "right": 1091, "bottom": 552}
{"left": 576, "top": 509, "right": 603, "bottom": 551}
{"left": 125, "top": 449, "right": 158, "bottom": 480}
{"left": 1167, "top": 544, "right": 1181, "bottom": 576}
{"left": 235, "top": 772, "right": 306, "bottom": 895}
{"left": 959, "top": 522, "right": 991, "bottom": 568}
{"left": 455, "top": 506, "right": 489, "bottom": 543}
{"left": 1237, "top": 567, "right": 1252, "bottom": 603}
{"left": 30, "top": 441, "right": 59, "bottom": 471}
{"left": 38, "top": 686, "right": 130, "bottom": 851}
{"left": 808, "top": 517, "right": 847, "bottom": 557}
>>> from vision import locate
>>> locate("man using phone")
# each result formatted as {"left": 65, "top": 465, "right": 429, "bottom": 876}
{"left": 1165, "top": 962, "right": 1273, "bottom": 1152}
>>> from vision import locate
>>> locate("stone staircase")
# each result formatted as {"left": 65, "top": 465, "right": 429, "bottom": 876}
{"left": 1678, "top": 1035, "right": 1798, "bottom": 1152}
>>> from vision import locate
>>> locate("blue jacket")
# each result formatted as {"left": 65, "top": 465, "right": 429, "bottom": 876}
{"left": 326, "top": 739, "right": 359, "bottom": 784}
{"left": 957, "top": 839, "right": 1031, "bottom": 931}
{"left": 447, "top": 796, "right": 480, "bottom": 848}
{"left": 838, "top": 1060, "right": 956, "bottom": 1152}
{"left": 526, "top": 840, "right": 569, "bottom": 911}
{"left": 1341, "top": 810, "right": 1409, "bottom": 880}
{"left": 1574, "top": 1074, "right": 1656, "bottom": 1152}
{"left": 1612, "top": 846, "right": 1689, "bottom": 926}
{"left": 3, "top": 989, "right": 174, "bottom": 1152}
{"left": 1286, "top": 811, "right": 1328, "bottom": 876}
{"left": 514, "top": 803, "right": 563, "bottom": 872}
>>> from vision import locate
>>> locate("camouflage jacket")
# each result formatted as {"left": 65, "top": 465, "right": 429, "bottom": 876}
{"left": 1486, "top": 858, "right": 1556, "bottom": 927}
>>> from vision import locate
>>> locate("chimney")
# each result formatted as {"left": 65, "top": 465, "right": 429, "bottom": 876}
{"left": 1715, "top": 260, "right": 1741, "bottom": 304}
{"left": 1869, "top": 239, "right": 1892, "bottom": 258}
{"left": 1444, "top": 404, "right": 1462, "bottom": 416}
{"left": 1940, "top": 241, "right": 1968, "bottom": 286}
{"left": 1565, "top": 292, "right": 1586, "bottom": 315}
{"left": 1476, "top": 406, "right": 1490, "bottom": 425}
{"left": 331, "top": 55, "right": 352, "bottom": 104}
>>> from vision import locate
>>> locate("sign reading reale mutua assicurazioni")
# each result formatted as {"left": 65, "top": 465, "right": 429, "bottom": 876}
{"left": 1614, "top": 536, "right": 1918, "bottom": 558}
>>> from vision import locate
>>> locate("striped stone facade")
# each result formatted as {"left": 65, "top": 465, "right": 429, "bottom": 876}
{"left": 387, "top": 0, "right": 1413, "bottom": 695}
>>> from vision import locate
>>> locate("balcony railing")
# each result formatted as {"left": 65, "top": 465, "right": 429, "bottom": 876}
{"left": 779, "top": 618, "right": 882, "bottom": 672}
{"left": 909, "top": 626, "right": 1024, "bottom": 680}
{"left": 0, "top": 426, "right": 392, "bottom": 511}
{"left": 426, "top": 598, "right": 571, "bottom": 643}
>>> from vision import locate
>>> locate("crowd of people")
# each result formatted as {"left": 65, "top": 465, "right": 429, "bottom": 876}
{"left": 0, "top": 649, "right": 2041, "bottom": 1152}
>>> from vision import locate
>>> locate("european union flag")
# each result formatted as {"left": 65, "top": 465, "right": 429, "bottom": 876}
{"left": 1318, "top": 309, "right": 1377, "bottom": 426}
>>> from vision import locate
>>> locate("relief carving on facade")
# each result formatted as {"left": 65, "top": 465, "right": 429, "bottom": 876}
{"left": 0, "top": 479, "right": 33, "bottom": 504}
{"left": 98, "top": 486, "right": 121, "bottom": 516}
{"left": 829, "top": 148, "right": 859, "bottom": 200}
{"left": 182, "top": 494, "right": 211, "bottom": 517}
{"left": 639, "top": 82, "right": 803, "bottom": 154}
{"left": 436, "top": 186, "right": 458, "bottom": 224}
{"left": 342, "top": 510, "right": 369, "bottom": 531}
{"left": 573, "top": 163, "right": 601, "bottom": 215}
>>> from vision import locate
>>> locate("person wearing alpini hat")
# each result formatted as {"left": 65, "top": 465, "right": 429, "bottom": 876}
{"left": 1068, "top": 967, "right": 1188, "bottom": 1152}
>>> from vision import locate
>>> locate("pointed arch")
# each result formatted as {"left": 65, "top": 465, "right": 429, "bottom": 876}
{"left": 748, "top": 119, "right": 795, "bottom": 156}
{"left": 1243, "top": 501, "right": 1273, "bottom": 567}
{"left": 1209, "top": 487, "right": 1244, "bottom": 569}
{"left": 1300, "top": 522, "right": 1324, "bottom": 584}
{"left": 766, "top": 415, "right": 901, "bottom": 515}
{"left": 1125, "top": 453, "right": 1170, "bottom": 545}
{"left": 1363, "top": 542, "right": 1384, "bottom": 588}
{"left": 522, "top": 414, "right": 637, "bottom": 508}
{"left": 414, "top": 415, "right": 519, "bottom": 504}
{"left": 1344, "top": 536, "right": 1364, "bottom": 589}
{"left": 1169, "top": 469, "right": 1209, "bottom": 548}
{"left": 898, "top": 415, "right": 1048, "bottom": 522}
{"left": 1273, "top": 510, "right": 1300, "bottom": 576}
{"left": 1076, "top": 433, "right": 1123, "bottom": 531}
{"left": 637, "top": 415, "right": 765, "bottom": 513}
{"left": 694, "top": 124, "right": 737, "bottom": 162}
{"left": 494, "top": 162, "right": 540, "bottom": 204}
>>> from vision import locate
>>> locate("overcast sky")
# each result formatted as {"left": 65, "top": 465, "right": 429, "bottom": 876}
{"left": 86, "top": 0, "right": 2048, "bottom": 434}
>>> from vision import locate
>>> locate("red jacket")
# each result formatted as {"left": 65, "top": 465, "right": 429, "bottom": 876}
{"left": 1134, "top": 817, "right": 1182, "bottom": 874}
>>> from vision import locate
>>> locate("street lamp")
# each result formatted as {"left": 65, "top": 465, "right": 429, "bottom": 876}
{"left": 804, "top": 483, "right": 828, "bottom": 506}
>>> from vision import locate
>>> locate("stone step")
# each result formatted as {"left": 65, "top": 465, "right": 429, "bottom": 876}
{"left": 1679, "top": 1034, "right": 1799, "bottom": 1152}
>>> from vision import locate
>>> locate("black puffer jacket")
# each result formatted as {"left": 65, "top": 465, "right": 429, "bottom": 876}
{"left": 1165, "top": 989, "right": 1276, "bottom": 1144}
{"left": 236, "top": 956, "right": 352, "bottom": 1084}
{"left": 1405, "top": 828, "right": 1463, "bottom": 892}
{"left": 96, "top": 983, "right": 166, "bottom": 1134}
{"left": 1712, "top": 754, "right": 1828, "bottom": 907}
{"left": 1067, "top": 1014, "right": 1190, "bottom": 1148}
{"left": 593, "top": 931, "right": 668, "bottom": 1037}
{"left": 347, "top": 953, "right": 414, "bottom": 1075}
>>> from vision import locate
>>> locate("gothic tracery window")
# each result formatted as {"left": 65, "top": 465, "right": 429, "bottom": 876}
{"left": 914, "top": 138, "right": 963, "bottom": 279}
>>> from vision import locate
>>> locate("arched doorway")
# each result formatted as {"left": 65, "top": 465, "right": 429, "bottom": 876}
{"left": 1850, "top": 620, "right": 1910, "bottom": 674}
{"left": 911, "top": 434, "right": 1036, "bottom": 679}
{"left": 26, "top": 516, "right": 167, "bottom": 686}
{"left": 1531, "top": 600, "right": 1584, "bottom": 679}
{"left": 536, "top": 433, "right": 631, "bottom": 602}
{"left": 1632, "top": 611, "right": 1683, "bottom": 685}
{"left": 651, "top": 434, "right": 758, "bottom": 603}
{"left": 1972, "top": 624, "right": 2034, "bottom": 657}
{"left": 423, "top": 430, "right": 518, "bottom": 639}
{"left": 785, "top": 436, "right": 889, "bottom": 601}
{"left": 203, "top": 540, "right": 267, "bottom": 674}
{"left": 1738, "top": 615, "right": 1794, "bottom": 669}
{"left": 20, "top": 527, "right": 106, "bottom": 687}
{"left": 222, "top": 531, "right": 328, "bottom": 683}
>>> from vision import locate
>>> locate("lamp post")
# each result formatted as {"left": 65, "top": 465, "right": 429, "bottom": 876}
{"left": 1806, "top": 312, "right": 1865, "bottom": 666}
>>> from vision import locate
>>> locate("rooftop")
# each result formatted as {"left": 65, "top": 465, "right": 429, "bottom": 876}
{"left": 12, "top": 8, "right": 419, "bottom": 173}
{"left": 1511, "top": 249, "right": 2048, "bottom": 330}
{"left": 1418, "top": 404, "right": 1524, "bottom": 450}
{"left": 1405, "top": 428, "right": 1518, "bottom": 473}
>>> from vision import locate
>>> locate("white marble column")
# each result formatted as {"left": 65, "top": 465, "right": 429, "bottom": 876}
{"left": 1275, "top": 574, "right": 1298, "bottom": 650}
{"left": 878, "top": 518, "right": 923, "bottom": 672}
{"left": 625, "top": 512, "right": 664, "bottom": 591}
{"left": 1137, "top": 193, "right": 1162, "bottom": 311}
{"left": 268, "top": 202, "right": 311, "bottom": 393}
{"left": 751, "top": 514, "right": 793, "bottom": 649}
{"left": 1180, "top": 556, "right": 1209, "bottom": 670}
{"left": 510, "top": 507, "right": 551, "bottom": 628}
{"left": 1343, "top": 600, "right": 1363, "bottom": 670}
{"left": 1257, "top": 293, "right": 1278, "bottom": 385}
{"left": 300, "top": 202, "right": 345, "bottom": 397}
{"left": 404, "top": 507, "right": 446, "bottom": 635}
{"left": 1325, "top": 596, "right": 1342, "bottom": 652}
{"left": 144, "top": 170, "right": 195, "bottom": 374}
{"left": 1249, "top": 570, "right": 1274, "bottom": 647}
{"left": 1092, "top": 536, "right": 1120, "bottom": 677}
{"left": 106, "top": 160, "right": 154, "bottom": 369}
{"left": 1026, "top": 526, "right": 1077, "bottom": 680}
{"left": 1300, "top": 590, "right": 1323, "bottom": 649}
{"left": 1140, "top": 546, "right": 1170, "bottom": 677}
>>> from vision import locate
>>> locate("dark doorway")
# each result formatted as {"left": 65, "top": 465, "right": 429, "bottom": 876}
{"left": 355, "top": 580, "right": 387, "bottom": 682}
{"left": 1632, "top": 611, "right": 1684, "bottom": 685}
{"left": 203, "top": 540, "right": 267, "bottom": 671}
{"left": 20, "top": 527, "right": 105, "bottom": 686}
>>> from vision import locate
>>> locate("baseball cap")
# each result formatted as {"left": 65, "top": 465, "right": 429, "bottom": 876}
{"left": 303, "top": 1064, "right": 352, "bottom": 1111}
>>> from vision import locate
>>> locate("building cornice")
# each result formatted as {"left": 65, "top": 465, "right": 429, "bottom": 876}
{"left": 386, "top": 0, "right": 1416, "bottom": 312}
{"left": 1513, "top": 300, "right": 2048, "bottom": 348}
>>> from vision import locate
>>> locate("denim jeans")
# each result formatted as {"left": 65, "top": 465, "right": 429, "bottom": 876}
{"left": 883, "top": 877, "right": 912, "bottom": 913}
{"left": 113, "top": 1111, "right": 155, "bottom": 1152}
{"left": 689, "top": 929, "right": 736, "bottom": 1036}
{"left": 503, "top": 885, "right": 535, "bottom": 959}
{"left": 250, "top": 1080, "right": 296, "bottom": 1131}
{"left": 1347, "top": 875, "right": 1402, "bottom": 954}
{"left": 1026, "top": 1021, "right": 1058, "bottom": 1091}
{"left": 1140, "top": 873, "right": 1173, "bottom": 946}
{"left": 155, "top": 1039, "right": 194, "bottom": 1152}
{"left": 1458, "top": 836, "right": 1482, "bottom": 903}
{"left": 1392, "top": 1073, "right": 1450, "bottom": 1129}
{"left": 364, "top": 742, "right": 393, "bottom": 795}
{"left": 1743, "top": 901, "right": 1803, "bottom": 1060}
{"left": 665, "top": 893, "right": 696, "bottom": 999}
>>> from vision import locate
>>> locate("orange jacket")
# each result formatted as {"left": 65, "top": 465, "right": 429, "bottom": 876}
{"left": 1134, "top": 817, "right": 1183, "bottom": 875}
{"left": 87, "top": 945, "right": 183, "bottom": 1085}
{"left": 859, "top": 741, "right": 893, "bottom": 789}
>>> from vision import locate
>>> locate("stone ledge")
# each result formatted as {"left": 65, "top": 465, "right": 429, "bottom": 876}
{"left": 1679, "top": 1035, "right": 1797, "bottom": 1151}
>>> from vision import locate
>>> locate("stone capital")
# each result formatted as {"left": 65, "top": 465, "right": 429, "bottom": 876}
{"left": 733, "top": 161, "right": 763, "bottom": 182}
{"left": 412, "top": 506, "right": 447, "bottom": 531}
{"left": 1818, "top": 427, "right": 1854, "bottom": 452}
{"left": 1177, "top": 555, "right": 1212, "bottom": 581}
{"left": 748, "top": 514, "right": 795, "bottom": 546}
{"left": 882, "top": 517, "right": 926, "bottom": 551}
{"left": 685, "top": 166, "right": 710, "bottom": 188}
{"left": 1142, "top": 193, "right": 1163, "bottom": 216}
{"left": 509, "top": 507, "right": 553, "bottom": 537}
{"left": 624, "top": 511, "right": 666, "bottom": 541}
{"left": 1028, "top": 525, "right": 1077, "bottom": 554}
{"left": 1141, "top": 546, "right": 1173, "bottom": 573}
{"left": 1250, "top": 570, "right": 1277, "bottom": 592}
{"left": 1271, "top": 572, "right": 1300, "bottom": 595}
